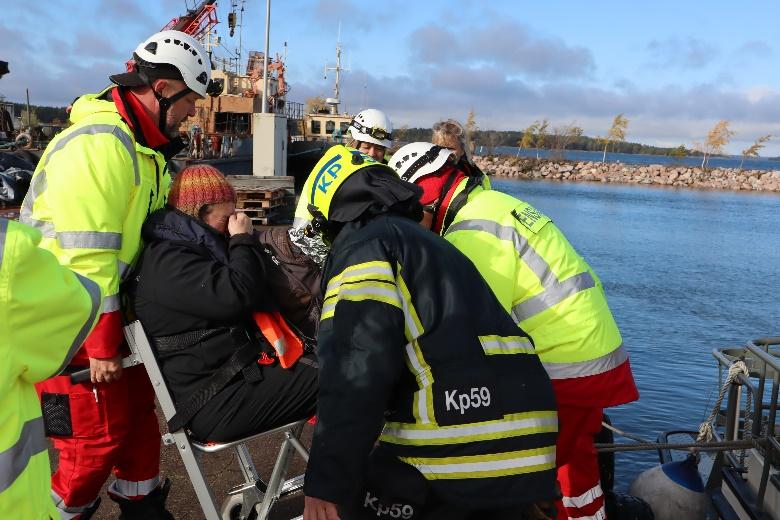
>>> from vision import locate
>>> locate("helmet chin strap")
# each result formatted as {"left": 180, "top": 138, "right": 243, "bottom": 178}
{"left": 151, "top": 85, "right": 191, "bottom": 136}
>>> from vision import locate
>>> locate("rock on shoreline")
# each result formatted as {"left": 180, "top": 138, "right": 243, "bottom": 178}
{"left": 474, "top": 156, "right": 780, "bottom": 193}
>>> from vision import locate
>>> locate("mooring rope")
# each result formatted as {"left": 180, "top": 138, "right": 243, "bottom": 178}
{"left": 596, "top": 360, "right": 755, "bottom": 454}
{"left": 697, "top": 360, "right": 751, "bottom": 443}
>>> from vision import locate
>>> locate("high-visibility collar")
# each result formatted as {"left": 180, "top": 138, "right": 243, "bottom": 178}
{"left": 437, "top": 175, "right": 486, "bottom": 235}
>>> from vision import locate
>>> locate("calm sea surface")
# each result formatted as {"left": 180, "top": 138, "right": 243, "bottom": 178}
{"left": 491, "top": 177, "right": 780, "bottom": 489}
{"left": 486, "top": 146, "right": 780, "bottom": 171}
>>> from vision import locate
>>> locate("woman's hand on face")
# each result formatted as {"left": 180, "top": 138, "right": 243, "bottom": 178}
{"left": 228, "top": 212, "right": 254, "bottom": 236}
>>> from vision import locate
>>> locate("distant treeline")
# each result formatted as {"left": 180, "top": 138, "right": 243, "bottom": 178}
{"left": 394, "top": 127, "right": 692, "bottom": 157}
{"left": 10, "top": 103, "right": 69, "bottom": 124}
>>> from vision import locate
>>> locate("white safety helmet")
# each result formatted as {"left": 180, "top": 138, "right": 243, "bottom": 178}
{"left": 389, "top": 142, "right": 455, "bottom": 183}
{"left": 349, "top": 108, "right": 393, "bottom": 148}
{"left": 110, "top": 30, "right": 221, "bottom": 98}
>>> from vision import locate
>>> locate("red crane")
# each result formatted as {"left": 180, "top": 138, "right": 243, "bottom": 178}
{"left": 162, "top": 0, "right": 219, "bottom": 40}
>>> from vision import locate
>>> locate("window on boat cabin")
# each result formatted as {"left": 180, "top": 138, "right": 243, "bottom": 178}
{"left": 325, "top": 120, "right": 335, "bottom": 135}
{"left": 340, "top": 122, "right": 350, "bottom": 133}
{"left": 311, "top": 120, "right": 321, "bottom": 134}
{"left": 215, "top": 112, "right": 250, "bottom": 135}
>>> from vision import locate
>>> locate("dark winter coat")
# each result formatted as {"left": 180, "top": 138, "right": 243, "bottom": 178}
{"left": 131, "top": 208, "right": 276, "bottom": 436}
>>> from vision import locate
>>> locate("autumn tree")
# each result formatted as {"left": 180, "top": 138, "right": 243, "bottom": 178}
{"left": 519, "top": 122, "right": 538, "bottom": 150}
{"left": 550, "top": 122, "right": 583, "bottom": 159}
{"left": 600, "top": 114, "right": 629, "bottom": 163}
{"left": 465, "top": 108, "right": 478, "bottom": 156}
{"left": 699, "top": 120, "right": 735, "bottom": 169}
{"left": 740, "top": 134, "right": 773, "bottom": 169}
{"left": 485, "top": 131, "right": 502, "bottom": 155}
{"left": 534, "top": 119, "right": 549, "bottom": 157}
{"left": 519, "top": 119, "right": 549, "bottom": 159}
{"left": 669, "top": 145, "right": 687, "bottom": 160}
{"left": 305, "top": 95, "right": 328, "bottom": 114}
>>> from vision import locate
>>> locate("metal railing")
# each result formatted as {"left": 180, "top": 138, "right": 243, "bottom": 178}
{"left": 712, "top": 337, "right": 780, "bottom": 513}
{"left": 285, "top": 101, "right": 304, "bottom": 121}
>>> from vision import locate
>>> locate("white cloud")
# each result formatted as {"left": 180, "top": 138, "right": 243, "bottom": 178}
{"left": 408, "top": 21, "right": 595, "bottom": 79}
{"left": 646, "top": 37, "right": 718, "bottom": 70}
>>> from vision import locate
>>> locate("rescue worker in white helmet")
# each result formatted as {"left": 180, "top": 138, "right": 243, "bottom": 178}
{"left": 389, "top": 142, "right": 640, "bottom": 520}
{"left": 0, "top": 219, "right": 100, "bottom": 520}
{"left": 286, "top": 109, "right": 394, "bottom": 268}
{"left": 347, "top": 108, "right": 393, "bottom": 162}
{"left": 19, "top": 30, "right": 222, "bottom": 520}
{"left": 301, "top": 145, "right": 558, "bottom": 520}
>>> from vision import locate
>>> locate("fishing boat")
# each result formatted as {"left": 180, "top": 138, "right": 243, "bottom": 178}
{"left": 170, "top": 0, "right": 356, "bottom": 192}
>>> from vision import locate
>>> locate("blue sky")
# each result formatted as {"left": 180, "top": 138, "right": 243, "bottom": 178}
{"left": 3, "top": 0, "right": 780, "bottom": 154}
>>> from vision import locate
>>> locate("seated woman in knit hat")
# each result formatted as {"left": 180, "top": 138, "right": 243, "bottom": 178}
{"left": 129, "top": 164, "right": 318, "bottom": 442}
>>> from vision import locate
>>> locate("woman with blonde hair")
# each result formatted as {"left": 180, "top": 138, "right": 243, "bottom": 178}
{"left": 431, "top": 118, "right": 484, "bottom": 178}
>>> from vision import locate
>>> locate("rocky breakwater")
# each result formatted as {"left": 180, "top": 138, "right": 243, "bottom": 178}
{"left": 473, "top": 156, "right": 780, "bottom": 193}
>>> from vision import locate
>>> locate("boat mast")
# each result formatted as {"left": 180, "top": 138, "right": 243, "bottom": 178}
{"left": 324, "top": 23, "right": 349, "bottom": 115}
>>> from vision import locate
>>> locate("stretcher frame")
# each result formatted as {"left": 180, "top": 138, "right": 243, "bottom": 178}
{"left": 124, "top": 320, "right": 308, "bottom": 520}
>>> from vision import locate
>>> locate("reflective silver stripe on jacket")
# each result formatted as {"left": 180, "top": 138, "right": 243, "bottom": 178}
{"left": 19, "top": 122, "right": 141, "bottom": 228}
{"left": 511, "top": 271, "right": 595, "bottom": 323}
{"left": 0, "top": 218, "right": 7, "bottom": 269}
{"left": 478, "top": 335, "right": 534, "bottom": 355}
{"left": 19, "top": 172, "right": 53, "bottom": 236}
{"left": 541, "top": 344, "right": 628, "bottom": 379}
{"left": 383, "top": 413, "right": 557, "bottom": 443}
{"left": 446, "top": 219, "right": 595, "bottom": 322}
{"left": 118, "top": 259, "right": 132, "bottom": 280}
{"left": 405, "top": 447, "right": 556, "bottom": 478}
{"left": 0, "top": 416, "right": 47, "bottom": 494}
{"left": 102, "top": 293, "right": 121, "bottom": 313}
{"left": 57, "top": 231, "right": 122, "bottom": 250}
{"left": 53, "top": 273, "right": 102, "bottom": 375}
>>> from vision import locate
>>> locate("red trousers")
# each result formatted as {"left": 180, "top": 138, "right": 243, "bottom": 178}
{"left": 556, "top": 406, "right": 606, "bottom": 520}
{"left": 38, "top": 365, "right": 161, "bottom": 513}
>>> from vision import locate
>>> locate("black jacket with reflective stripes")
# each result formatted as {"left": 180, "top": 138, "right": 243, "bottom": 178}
{"left": 304, "top": 212, "right": 558, "bottom": 509}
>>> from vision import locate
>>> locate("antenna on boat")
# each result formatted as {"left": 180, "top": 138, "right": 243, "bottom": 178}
{"left": 362, "top": 72, "right": 367, "bottom": 110}
{"left": 323, "top": 21, "right": 350, "bottom": 115}
{"left": 203, "top": 26, "right": 220, "bottom": 63}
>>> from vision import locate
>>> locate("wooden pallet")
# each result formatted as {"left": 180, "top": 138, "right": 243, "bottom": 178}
{"left": 235, "top": 197, "right": 284, "bottom": 210}
{"left": 249, "top": 216, "right": 275, "bottom": 226}
{"left": 0, "top": 204, "right": 21, "bottom": 221}
{"left": 235, "top": 188, "right": 287, "bottom": 201}
{"left": 238, "top": 206, "right": 280, "bottom": 218}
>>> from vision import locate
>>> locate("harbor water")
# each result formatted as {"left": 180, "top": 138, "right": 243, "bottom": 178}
{"left": 490, "top": 177, "right": 780, "bottom": 489}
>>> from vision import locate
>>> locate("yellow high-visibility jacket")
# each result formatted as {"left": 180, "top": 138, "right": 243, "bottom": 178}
{"left": 442, "top": 180, "right": 638, "bottom": 408}
{"left": 20, "top": 87, "right": 171, "bottom": 361}
{"left": 0, "top": 219, "right": 100, "bottom": 519}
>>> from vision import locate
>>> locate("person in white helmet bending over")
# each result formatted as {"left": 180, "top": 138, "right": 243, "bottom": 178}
{"left": 347, "top": 108, "right": 393, "bottom": 162}
{"left": 19, "top": 30, "right": 222, "bottom": 520}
